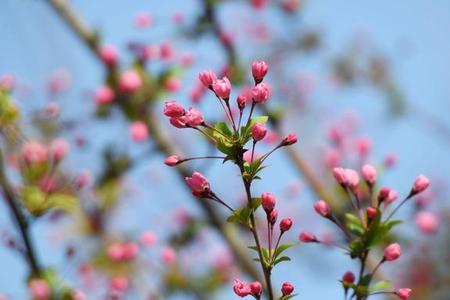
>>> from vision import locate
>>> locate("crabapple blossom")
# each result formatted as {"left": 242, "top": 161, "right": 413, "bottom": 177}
{"left": 129, "top": 121, "right": 148, "bottom": 142}
{"left": 280, "top": 218, "right": 293, "bottom": 232}
{"left": 415, "top": 211, "right": 439, "bottom": 234}
{"left": 49, "top": 138, "right": 69, "bottom": 162}
{"left": 164, "top": 155, "right": 182, "bottom": 166}
{"left": 412, "top": 175, "right": 430, "bottom": 194}
{"left": 299, "top": 231, "right": 317, "bottom": 243}
{"left": 362, "top": 164, "right": 377, "bottom": 185}
{"left": 252, "top": 83, "right": 270, "bottom": 103}
{"left": 29, "top": 279, "right": 51, "bottom": 300}
{"left": 281, "top": 282, "right": 294, "bottom": 296}
{"left": 212, "top": 76, "right": 231, "bottom": 99}
{"left": 342, "top": 271, "right": 355, "bottom": 284}
{"left": 119, "top": 70, "right": 142, "bottom": 93}
{"left": 395, "top": 288, "right": 412, "bottom": 300}
{"left": 252, "top": 60, "right": 268, "bottom": 84}
{"left": 280, "top": 133, "right": 298, "bottom": 146}
{"left": 384, "top": 243, "right": 401, "bottom": 261}
{"left": 164, "top": 101, "right": 185, "bottom": 117}
{"left": 185, "top": 171, "right": 210, "bottom": 196}
{"left": 314, "top": 200, "right": 330, "bottom": 217}
{"left": 261, "top": 192, "right": 276, "bottom": 212}
{"left": 198, "top": 70, "right": 217, "bottom": 88}
{"left": 94, "top": 85, "right": 114, "bottom": 105}
{"left": 233, "top": 279, "right": 251, "bottom": 297}
{"left": 252, "top": 123, "right": 267, "bottom": 142}
{"left": 99, "top": 44, "right": 118, "bottom": 66}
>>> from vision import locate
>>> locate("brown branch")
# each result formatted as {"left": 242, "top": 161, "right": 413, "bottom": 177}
{"left": 45, "top": 0, "right": 262, "bottom": 282}
{"left": 0, "top": 148, "right": 42, "bottom": 276}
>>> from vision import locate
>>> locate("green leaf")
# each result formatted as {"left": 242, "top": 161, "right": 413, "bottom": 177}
{"left": 370, "top": 280, "right": 391, "bottom": 292}
{"left": 345, "top": 213, "right": 364, "bottom": 236}
{"left": 273, "top": 243, "right": 298, "bottom": 260}
{"left": 47, "top": 193, "right": 79, "bottom": 213}
{"left": 273, "top": 255, "right": 291, "bottom": 266}
{"left": 280, "top": 293, "right": 299, "bottom": 300}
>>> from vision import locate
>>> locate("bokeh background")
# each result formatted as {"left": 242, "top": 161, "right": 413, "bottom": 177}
{"left": 1, "top": 0, "right": 450, "bottom": 299}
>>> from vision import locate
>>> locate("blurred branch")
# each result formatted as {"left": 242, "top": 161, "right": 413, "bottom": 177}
{"left": 45, "top": 0, "right": 262, "bottom": 283}
{"left": 0, "top": 148, "right": 42, "bottom": 276}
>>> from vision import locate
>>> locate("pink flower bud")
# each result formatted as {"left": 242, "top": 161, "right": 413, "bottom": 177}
{"left": 237, "top": 95, "right": 247, "bottom": 110}
{"left": 94, "top": 85, "right": 114, "bottom": 105}
{"left": 212, "top": 77, "right": 231, "bottom": 99}
{"left": 122, "top": 242, "right": 138, "bottom": 260}
{"left": 129, "top": 121, "right": 148, "bottom": 142}
{"left": 140, "top": 231, "right": 157, "bottom": 246}
{"left": 252, "top": 123, "right": 267, "bottom": 142}
{"left": 29, "top": 279, "right": 51, "bottom": 300}
{"left": 185, "top": 171, "right": 210, "bottom": 197}
{"left": 72, "top": 291, "right": 86, "bottom": 300}
{"left": 50, "top": 139, "right": 69, "bottom": 162}
{"left": 412, "top": 175, "right": 430, "bottom": 194}
{"left": 333, "top": 167, "right": 347, "bottom": 184}
{"left": 269, "top": 209, "right": 278, "bottom": 225}
{"left": 280, "top": 133, "right": 298, "bottom": 146}
{"left": 99, "top": 45, "right": 118, "bottom": 66}
{"left": 384, "top": 243, "right": 401, "bottom": 261}
{"left": 281, "top": 0, "right": 300, "bottom": 12}
{"left": 366, "top": 207, "right": 377, "bottom": 219}
{"left": 385, "top": 190, "right": 398, "bottom": 205}
{"left": 250, "top": 281, "right": 262, "bottom": 298}
{"left": 164, "top": 77, "right": 181, "bottom": 92}
{"left": 314, "top": 200, "right": 330, "bottom": 217}
{"left": 134, "top": 12, "right": 152, "bottom": 28}
{"left": 109, "top": 276, "right": 129, "bottom": 292}
{"left": 280, "top": 218, "right": 293, "bottom": 232}
{"left": 75, "top": 170, "right": 92, "bottom": 188}
{"left": 342, "top": 271, "right": 355, "bottom": 283}
{"left": 299, "top": 231, "right": 317, "bottom": 243}
{"left": 415, "top": 211, "right": 439, "bottom": 234}
{"left": 252, "top": 83, "right": 270, "bottom": 103}
{"left": 233, "top": 279, "right": 251, "bottom": 297}
{"left": 161, "top": 247, "right": 177, "bottom": 265}
{"left": 281, "top": 282, "right": 294, "bottom": 296}
{"left": 107, "top": 243, "right": 125, "bottom": 261}
{"left": 378, "top": 187, "right": 390, "bottom": 203}
{"left": 355, "top": 137, "right": 371, "bottom": 157}
{"left": 169, "top": 116, "right": 187, "bottom": 128}
{"left": 22, "top": 142, "right": 48, "bottom": 164}
{"left": 251, "top": 0, "right": 267, "bottom": 9}
{"left": 252, "top": 60, "right": 268, "bottom": 84}
{"left": 164, "top": 100, "right": 185, "bottom": 117}
{"left": 362, "top": 164, "right": 377, "bottom": 185}
{"left": 261, "top": 192, "right": 276, "bottom": 212}
{"left": 119, "top": 70, "right": 142, "bottom": 93}
{"left": 198, "top": 70, "right": 217, "bottom": 88}
{"left": 184, "top": 107, "right": 204, "bottom": 127}
{"left": 395, "top": 288, "right": 412, "bottom": 300}
{"left": 344, "top": 168, "right": 360, "bottom": 189}
{"left": 165, "top": 155, "right": 182, "bottom": 166}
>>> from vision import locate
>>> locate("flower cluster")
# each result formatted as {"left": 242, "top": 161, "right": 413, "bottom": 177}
{"left": 165, "top": 61, "right": 298, "bottom": 299}
{"left": 300, "top": 163, "right": 429, "bottom": 300}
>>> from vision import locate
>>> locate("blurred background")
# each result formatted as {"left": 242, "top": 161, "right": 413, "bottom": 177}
{"left": 1, "top": 0, "right": 450, "bottom": 299}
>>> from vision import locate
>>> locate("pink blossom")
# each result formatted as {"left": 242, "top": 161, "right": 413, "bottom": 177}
{"left": 99, "top": 44, "right": 118, "bottom": 66}
{"left": 252, "top": 83, "right": 270, "bottom": 103}
{"left": 252, "top": 60, "right": 268, "bottom": 83}
{"left": 252, "top": 123, "right": 267, "bottom": 142}
{"left": 412, "top": 175, "right": 430, "bottom": 194}
{"left": 134, "top": 12, "right": 152, "bottom": 28}
{"left": 362, "top": 164, "right": 377, "bottom": 185}
{"left": 415, "top": 211, "right": 439, "bottom": 234}
{"left": 395, "top": 288, "right": 412, "bottom": 300}
{"left": 185, "top": 171, "right": 210, "bottom": 196}
{"left": 198, "top": 70, "right": 217, "bottom": 88}
{"left": 184, "top": 108, "right": 204, "bottom": 127}
{"left": 163, "top": 101, "right": 185, "bottom": 117}
{"left": 161, "top": 247, "right": 176, "bottom": 265}
{"left": 129, "top": 121, "right": 148, "bottom": 142}
{"left": 261, "top": 192, "right": 276, "bottom": 212}
{"left": 29, "top": 279, "right": 51, "bottom": 300}
{"left": 314, "top": 200, "right": 330, "bottom": 217}
{"left": 280, "top": 218, "right": 293, "bottom": 232}
{"left": 50, "top": 139, "right": 69, "bottom": 162}
{"left": 233, "top": 279, "right": 251, "bottom": 297}
{"left": 212, "top": 77, "right": 231, "bottom": 99}
{"left": 281, "top": 282, "right": 294, "bottom": 296}
{"left": 384, "top": 243, "right": 401, "bottom": 261}
{"left": 164, "top": 155, "right": 182, "bottom": 167}
{"left": 342, "top": 271, "right": 355, "bottom": 283}
{"left": 280, "top": 133, "right": 298, "bottom": 146}
{"left": 21, "top": 142, "right": 48, "bottom": 164}
{"left": 140, "top": 231, "right": 157, "bottom": 247}
{"left": 94, "top": 85, "right": 114, "bottom": 105}
{"left": 299, "top": 231, "right": 317, "bottom": 243}
{"left": 109, "top": 276, "right": 129, "bottom": 292}
{"left": 119, "top": 70, "right": 142, "bottom": 93}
